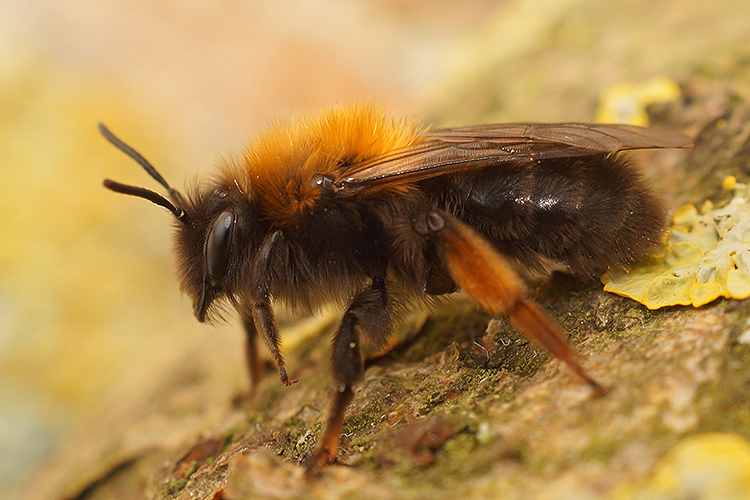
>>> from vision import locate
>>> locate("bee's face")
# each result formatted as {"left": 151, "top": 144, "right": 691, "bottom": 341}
{"left": 175, "top": 185, "right": 261, "bottom": 322}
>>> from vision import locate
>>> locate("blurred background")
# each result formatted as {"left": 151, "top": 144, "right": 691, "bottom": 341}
{"left": 1, "top": 1, "right": 748, "bottom": 498}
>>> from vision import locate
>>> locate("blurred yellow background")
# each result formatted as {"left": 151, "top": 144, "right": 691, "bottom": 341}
{"left": 0, "top": 2, "right": 502, "bottom": 496}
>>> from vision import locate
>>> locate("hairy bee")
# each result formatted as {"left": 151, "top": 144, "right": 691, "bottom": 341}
{"left": 101, "top": 103, "right": 691, "bottom": 467}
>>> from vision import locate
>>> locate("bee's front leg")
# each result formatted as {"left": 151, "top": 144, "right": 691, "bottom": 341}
{"left": 235, "top": 315, "right": 263, "bottom": 400}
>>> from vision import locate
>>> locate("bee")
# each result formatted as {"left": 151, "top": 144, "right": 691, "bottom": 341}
{"left": 100, "top": 103, "right": 691, "bottom": 467}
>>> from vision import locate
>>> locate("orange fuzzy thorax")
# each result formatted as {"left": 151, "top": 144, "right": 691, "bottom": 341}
{"left": 219, "top": 103, "right": 425, "bottom": 223}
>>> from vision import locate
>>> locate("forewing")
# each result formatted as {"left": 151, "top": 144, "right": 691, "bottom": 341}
{"left": 337, "top": 123, "right": 691, "bottom": 195}
{"left": 426, "top": 122, "right": 692, "bottom": 150}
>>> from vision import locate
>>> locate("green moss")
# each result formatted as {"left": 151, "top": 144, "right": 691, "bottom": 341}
{"left": 273, "top": 421, "right": 321, "bottom": 463}
{"left": 165, "top": 477, "right": 188, "bottom": 495}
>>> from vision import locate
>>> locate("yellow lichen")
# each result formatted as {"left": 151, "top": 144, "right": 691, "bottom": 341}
{"left": 595, "top": 77, "right": 682, "bottom": 126}
{"left": 602, "top": 178, "right": 750, "bottom": 309}
{"left": 610, "top": 433, "right": 750, "bottom": 500}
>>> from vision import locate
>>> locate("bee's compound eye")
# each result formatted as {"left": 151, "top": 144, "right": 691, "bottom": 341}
{"left": 206, "top": 211, "right": 235, "bottom": 283}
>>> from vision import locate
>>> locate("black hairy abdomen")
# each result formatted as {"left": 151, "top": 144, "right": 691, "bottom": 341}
{"left": 425, "top": 154, "right": 665, "bottom": 276}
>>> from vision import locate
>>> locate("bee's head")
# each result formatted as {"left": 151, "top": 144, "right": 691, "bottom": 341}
{"left": 100, "top": 124, "right": 261, "bottom": 322}
{"left": 172, "top": 184, "right": 262, "bottom": 322}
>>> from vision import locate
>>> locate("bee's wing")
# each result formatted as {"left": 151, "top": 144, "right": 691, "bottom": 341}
{"left": 425, "top": 122, "right": 692, "bottom": 150}
{"left": 338, "top": 123, "right": 692, "bottom": 195}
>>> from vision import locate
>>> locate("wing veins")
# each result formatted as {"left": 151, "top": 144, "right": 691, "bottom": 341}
{"left": 336, "top": 123, "right": 691, "bottom": 196}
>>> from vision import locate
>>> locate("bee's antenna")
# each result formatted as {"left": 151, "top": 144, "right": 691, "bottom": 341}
{"left": 102, "top": 178, "right": 186, "bottom": 220}
{"left": 99, "top": 123, "right": 189, "bottom": 222}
